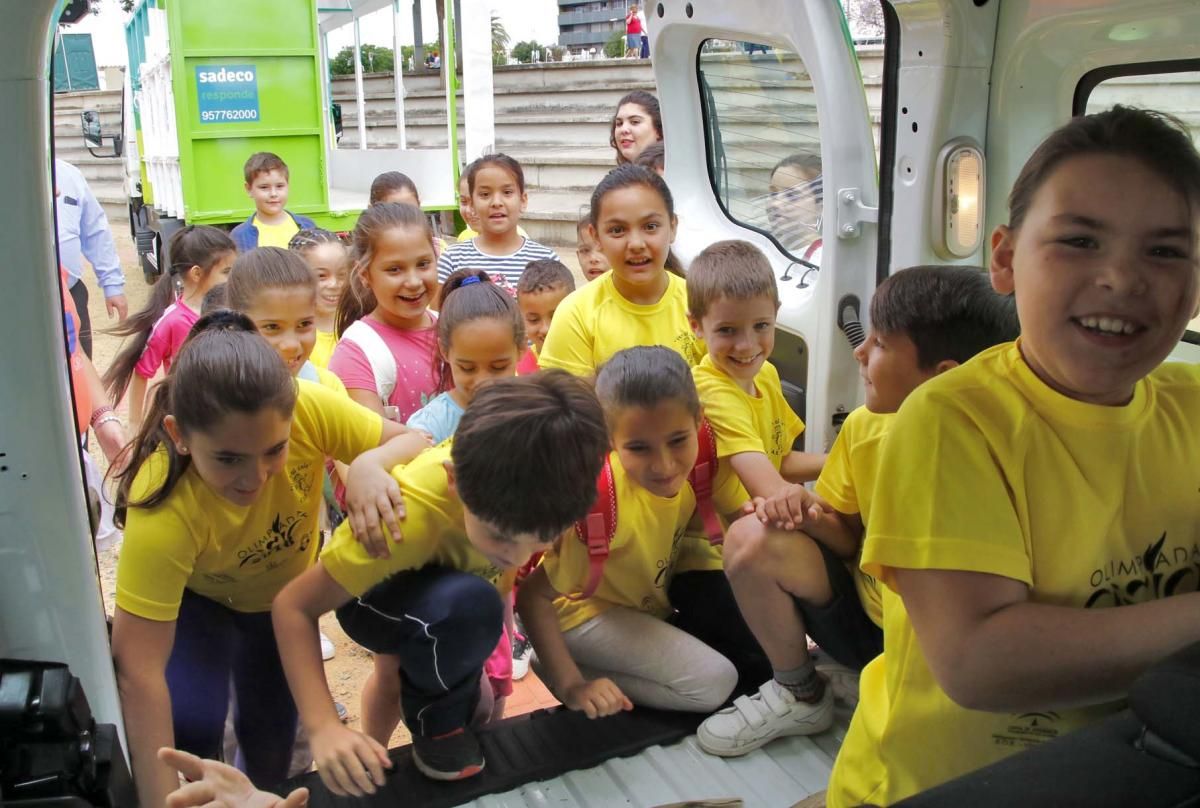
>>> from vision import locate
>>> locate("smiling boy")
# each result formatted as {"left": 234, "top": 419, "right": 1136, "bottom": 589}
{"left": 231, "top": 153, "right": 316, "bottom": 251}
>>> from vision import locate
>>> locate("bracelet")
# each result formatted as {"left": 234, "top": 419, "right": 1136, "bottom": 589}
{"left": 93, "top": 414, "right": 122, "bottom": 429}
{"left": 89, "top": 405, "right": 115, "bottom": 427}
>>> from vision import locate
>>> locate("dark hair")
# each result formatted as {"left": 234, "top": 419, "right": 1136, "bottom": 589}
{"left": 452, "top": 371, "right": 608, "bottom": 541}
{"left": 244, "top": 151, "right": 289, "bottom": 184}
{"left": 687, "top": 240, "right": 779, "bottom": 318}
{"left": 288, "top": 227, "right": 344, "bottom": 254}
{"left": 610, "top": 90, "right": 663, "bottom": 165}
{"left": 201, "top": 283, "right": 229, "bottom": 315}
{"left": 1009, "top": 105, "right": 1200, "bottom": 232}
{"left": 594, "top": 345, "right": 701, "bottom": 427}
{"left": 588, "top": 164, "right": 684, "bottom": 278}
{"left": 435, "top": 269, "right": 525, "bottom": 392}
{"left": 226, "top": 247, "right": 316, "bottom": 313}
{"left": 102, "top": 225, "right": 235, "bottom": 403}
{"left": 466, "top": 153, "right": 526, "bottom": 195}
{"left": 870, "top": 265, "right": 1020, "bottom": 368}
{"left": 518, "top": 259, "right": 575, "bottom": 295}
{"left": 772, "top": 152, "right": 822, "bottom": 183}
{"left": 634, "top": 141, "right": 665, "bottom": 173}
{"left": 369, "top": 172, "right": 421, "bottom": 206}
{"left": 336, "top": 202, "right": 435, "bottom": 336}
{"left": 112, "top": 311, "right": 296, "bottom": 526}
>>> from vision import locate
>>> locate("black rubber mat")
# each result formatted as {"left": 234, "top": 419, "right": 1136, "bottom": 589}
{"left": 282, "top": 706, "right": 706, "bottom": 807}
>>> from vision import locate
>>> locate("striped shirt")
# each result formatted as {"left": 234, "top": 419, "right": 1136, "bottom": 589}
{"left": 436, "top": 237, "right": 560, "bottom": 295}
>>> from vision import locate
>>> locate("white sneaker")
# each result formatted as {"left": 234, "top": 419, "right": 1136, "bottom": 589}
{"left": 697, "top": 679, "right": 834, "bottom": 757}
{"left": 320, "top": 632, "right": 336, "bottom": 661}
{"left": 511, "top": 633, "right": 533, "bottom": 681}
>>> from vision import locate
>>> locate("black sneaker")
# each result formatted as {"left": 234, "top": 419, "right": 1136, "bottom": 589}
{"left": 411, "top": 727, "right": 485, "bottom": 781}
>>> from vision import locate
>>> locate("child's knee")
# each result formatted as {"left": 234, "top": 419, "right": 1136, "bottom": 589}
{"left": 685, "top": 653, "right": 738, "bottom": 712}
{"left": 724, "top": 516, "right": 780, "bottom": 578}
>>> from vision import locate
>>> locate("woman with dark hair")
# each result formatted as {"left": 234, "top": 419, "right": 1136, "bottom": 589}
{"left": 610, "top": 90, "right": 663, "bottom": 164}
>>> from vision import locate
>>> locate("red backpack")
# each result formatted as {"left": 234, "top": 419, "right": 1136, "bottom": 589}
{"left": 567, "top": 417, "right": 724, "bottom": 600}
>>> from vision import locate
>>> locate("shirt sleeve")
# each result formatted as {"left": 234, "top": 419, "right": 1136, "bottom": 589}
{"left": 437, "top": 247, "right": 458, "bottom": 284}
{"left": 328, "top": 337, "right": 379, "bottom": 395}
{"left": 695, "top": 373, "right": 766, "bottom": 458}
{"left": 300, "top": 380, "right": 385, "bottom": 464}
{"left": 814, "top": 421, "right": 858, "bottom": 515}
{"left": 540, "top": 535, "right": 588, "bottom": 598}
{"left": 77, "top": 177, "right": 125, "bottom": 296}
{"left": 320, "top": 513, "right": 436, "bottom": 598}
{"left": 134, "top": 319, "right": 171, "bottom": 379}
{"left": 862, "top": 388, "right": 1030, "bottom": 589}
{"left": 537, "top": 295, "right": 595, "bottom": 376}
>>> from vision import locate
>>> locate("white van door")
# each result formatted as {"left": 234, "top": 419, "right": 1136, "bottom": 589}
{"left": 650, "top": 1, "right": 882, "bottom": 450}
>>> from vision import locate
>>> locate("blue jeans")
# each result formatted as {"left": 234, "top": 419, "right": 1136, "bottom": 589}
{"left": 165, "top": 589, "right": 297, "bottom": 788}
{"left": 336, "top": 567, "right": 504, "bottom": 737}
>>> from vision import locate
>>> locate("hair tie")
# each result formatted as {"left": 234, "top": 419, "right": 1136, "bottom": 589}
{"left": 461, "top": 275, "right": 482, "bottom": 286}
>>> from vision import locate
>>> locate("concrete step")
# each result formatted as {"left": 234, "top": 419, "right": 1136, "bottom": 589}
{"left": 53, "top": 89, "right": 122, "bottom": 111}
{"left": 520, "top": 187, "right": 592, "bottom": 246}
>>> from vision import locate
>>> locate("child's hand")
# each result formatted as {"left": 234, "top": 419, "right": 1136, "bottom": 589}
{"left": 755, "top": 484, "right": 832, "bottom": 531}
{"left": 158, "top": 747, "right": 309, "bottom": 808}
{"left": 343, "top": 460, "right": 407, "bottom": 558}
{"left": 563, "top": 678, "right": 634, "bottom": 719}
{"left": 311, "top": 723, "right": 393, "bottom": 798}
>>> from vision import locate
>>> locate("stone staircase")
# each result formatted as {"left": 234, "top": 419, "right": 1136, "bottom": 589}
{"left": 52, "top": 88, "right": 129, "bottom": 228}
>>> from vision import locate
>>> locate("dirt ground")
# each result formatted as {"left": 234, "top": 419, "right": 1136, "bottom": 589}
{"left": 86, "top": 230, "right": 565, "bottom": 751}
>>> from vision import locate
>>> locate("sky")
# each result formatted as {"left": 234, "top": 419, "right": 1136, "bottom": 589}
{"left": 66, "top": 0, "right": 563, "bottom": 69}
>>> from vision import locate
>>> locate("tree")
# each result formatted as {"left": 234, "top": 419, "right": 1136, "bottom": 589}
{"left": 841, "top": 0, "right": 885, "bottom": 40}
{"left": 511, "top": 40, "right": 545, "bottom": 64}
{"left": 604, "top": 29, "right": 625, "bottom": 59}
{"left": 329, "top": 44, "right": 395, "bottom": 76}
{"left": 492, "top": 14, "right": 510, "bottom": 67}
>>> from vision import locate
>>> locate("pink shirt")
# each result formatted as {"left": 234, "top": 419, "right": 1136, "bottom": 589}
{"left": 517, "top": 347, "right": 539, "bottom": 376}
{"left": 134, "top": 300, "right": 199, "bottom": 379}
{"left": 328, "top": 316, "right": 439, "bottom": 422}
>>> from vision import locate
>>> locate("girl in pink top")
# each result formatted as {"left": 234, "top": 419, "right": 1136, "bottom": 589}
{"left": 103, "top": 225, "right": 235, "bottom": 430}
{"left": 329, "top": 202, "right": 439, "bottom": 421}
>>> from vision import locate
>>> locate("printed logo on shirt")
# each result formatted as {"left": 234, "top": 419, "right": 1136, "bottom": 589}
{"left": 238, "top": 510, "right": 312, "bottom": 568}
{"left": 289, "top": 463, "right": 315, "bottom": 498}
{"left": 673, "top": 331, "right": 702, "bottom": 366}
{"left": 771, "top": 418, "right": 788, "bottom": 457}
{"left": 992, "top": 711, "right": 1062, "bottom": 749}
{"left": 1085, "top": 533, "right": 1200, "bottom": 608}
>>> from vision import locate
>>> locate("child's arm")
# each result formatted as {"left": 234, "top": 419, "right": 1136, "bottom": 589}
{"left": 894, "top": 568, "right": 1200, "bottom": 712}
{"left": 346, "top": 388, "right": 386, "bottom": 416}
{"left": 516, "top": 565, "right": 633, "bottom": 719}
{"left": 110, "top": 609, "right": 185, "bottom": 808}
{"left": 728, "top": 451, "right": 794, "bottom": 501}
{"left": 127, "top": 374, "right": 149, "bottom": 432}
{"left": 752, "top": 484, "right": 861, "bottom": 559}
{"left": 341, "top": 420, "right": 431, "bottom": 557}
{"left": 158, "top": 747, "right": 309, "bottom": 808}
{"left": 272, "top": 563, "right": 392, "bottom": 798}
{"left": 780, "top": 450, "right": 827, "bottom": 484}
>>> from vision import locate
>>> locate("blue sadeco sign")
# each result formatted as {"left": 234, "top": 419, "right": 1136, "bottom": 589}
{"left": 195, "top": 64, "right": 260, "bottom": 124}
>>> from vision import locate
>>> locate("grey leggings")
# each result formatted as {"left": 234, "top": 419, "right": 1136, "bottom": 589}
{"left": 561, "top": 606, "right": 738, "bottom": 712}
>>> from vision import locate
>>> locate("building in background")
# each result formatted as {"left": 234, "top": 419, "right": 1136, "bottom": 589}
{"left": 557, "top": 0, "right": 626, "bottom": 51}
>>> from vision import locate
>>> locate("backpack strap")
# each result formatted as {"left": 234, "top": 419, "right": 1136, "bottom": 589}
{"left": 341, "top": 320, "right": 397, "bottom": 402}
{"left": 568, "top": 456, "right": 618, "bottom": 601}
{"left": 689, "top": 417, "right": 724, "bottom": 545}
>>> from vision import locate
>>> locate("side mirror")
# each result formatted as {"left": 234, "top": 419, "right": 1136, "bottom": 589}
{"left": 331, "top": 102, "right": 343, "bottom": 142}
{"left": 80, "top": 109, "right": 123, "bottom": 158}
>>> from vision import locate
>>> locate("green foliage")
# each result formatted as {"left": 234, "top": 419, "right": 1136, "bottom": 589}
{"left": 329, "top": 44, "right": 396, "bottom": 76}
{"left": 492, "top": 14, "right": 510, "bottom": 66}
{"left": 604, "top": 29, "right": 625, "bottom": 59}
{"left": 511, "top": 40, "right": 544, "bottom": 64}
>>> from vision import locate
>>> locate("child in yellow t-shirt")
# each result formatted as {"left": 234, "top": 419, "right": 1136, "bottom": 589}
{"left": 695, "top": 263, "right": 1019, "bottom": 757}
{"left": 828, "top": 107, "right": 1200, "bottom": 806}
{"left": 109, "top": 312, "right": 425, "bottom": 808}
{"left": 288, "top": 228, "right": 349, "bottom": 369}
{"left": 539, "top": 165, "right": 703, "bottom": 377}
{"left": 516, "top": 259, "right": 575, "bottom": 374}
{"left": 231, "top": 152, "right": 316, "bottom": 251}
{"left": 271, "top": 372, "right": 609, "bottom": 791}
{"left": 518, "top": 347, "right": 765, "bottom": 718}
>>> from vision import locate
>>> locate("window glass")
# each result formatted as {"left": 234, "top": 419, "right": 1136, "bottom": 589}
{"left": 1084, "top": 70, "right": 1200, "bottom": 341}
{"left": 698, "top": 39, "right": 825, "bottom": 264}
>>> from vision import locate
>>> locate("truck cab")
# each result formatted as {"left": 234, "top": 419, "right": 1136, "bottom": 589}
{"left": 2, "top": 0, "right": 1198, "bottom": 805}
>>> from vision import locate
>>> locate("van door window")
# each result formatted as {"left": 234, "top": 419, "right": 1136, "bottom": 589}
{"left": 698, "top": 39, "right": 825, "bottom": 268}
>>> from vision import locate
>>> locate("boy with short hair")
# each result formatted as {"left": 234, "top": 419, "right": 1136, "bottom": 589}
{"left": 516, "top": 258, "right": 576, "bottom": 374}
{"left": 231, "top": 152, "right": 316, "bottom": 251}
{"left": 695, "top": 263, "right": 1019, "bottom": 757}
{"left": 575, "top": 218, "right": 610, "bottom": 281}
{"left": 272, "top": 372, "right": 608, "bottom": 789}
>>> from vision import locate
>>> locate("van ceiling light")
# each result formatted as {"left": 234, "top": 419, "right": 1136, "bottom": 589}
{"left": 933, "top": 139, "right": 985, "bottom": 259}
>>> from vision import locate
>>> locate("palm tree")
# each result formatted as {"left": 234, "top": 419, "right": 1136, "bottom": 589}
{"left": 492, "top": 14, "right": 511, "bottom": 65}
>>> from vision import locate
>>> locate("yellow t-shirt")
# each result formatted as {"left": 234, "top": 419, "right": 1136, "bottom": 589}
{"left": 320, "top": 443, "right": 513, "bottom": 598}
{"left": 542, "top": 452, "right": 699, "bottom": 632}
{"left": 539, "top": 272, "right": 704, "bottom": 377}
{"left": 310, "top": 330, "right": 338, "bottom": 369}
{"left": 812, "top": 405, "right": 890, "bottom": 627}
{"left": 116, "top": 381, "right": 383, "bottom": 620}
{"left": 828, "top": 342, "right": 1200, "bottom": 807}
{"left": 254, "top": 215, "right": 300, "bottom": 249}
{"left": 692, "top": 354, "right": 805, "bottom": 514}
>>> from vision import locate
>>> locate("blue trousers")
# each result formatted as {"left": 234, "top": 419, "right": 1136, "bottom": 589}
{"left": 336, "top": 566, "right": 504, "bottom": 738}
{"left": 165, "top": 588, "right": 297, "bottom": 788}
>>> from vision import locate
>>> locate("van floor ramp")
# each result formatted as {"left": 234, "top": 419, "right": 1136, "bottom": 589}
{"left": 282, "top": 706, "right": 706, "bottom": 807}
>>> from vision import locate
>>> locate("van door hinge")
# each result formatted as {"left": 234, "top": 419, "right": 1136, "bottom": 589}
{"left": 835, "top": 188, "right": 879, "bottom": 239}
